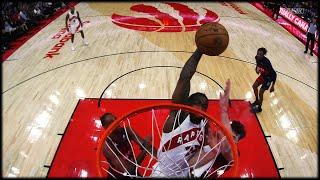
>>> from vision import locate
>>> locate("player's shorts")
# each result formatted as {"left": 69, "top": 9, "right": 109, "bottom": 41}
{"left": 69, "top": 21, "right": 82, "bottom": 34}
{"left": 255, "top": 75, "right": 272, "bottom": 90}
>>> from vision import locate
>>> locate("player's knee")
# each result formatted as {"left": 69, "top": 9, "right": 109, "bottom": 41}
{"left": 252, "top": 84, "right": 257, "bottom": 90}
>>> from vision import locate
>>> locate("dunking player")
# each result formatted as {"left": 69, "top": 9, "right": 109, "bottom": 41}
{"left": 65, "top": 6, "right": 88, "bottom": 51}
{"left": 151, "top": 49, "right": 245, "bottom": 177}
{"left": 100, "top": 113, "right": 157, "bottom": 178}
{"left": 188, "top": 80, "right": 246, "bottom": 178}
{"left": 251, "top": 47, "right": 277, "bottom": 113}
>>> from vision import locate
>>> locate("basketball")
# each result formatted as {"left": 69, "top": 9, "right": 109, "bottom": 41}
{"left": 195, "top": 22, "right": 229, "bottom": 56}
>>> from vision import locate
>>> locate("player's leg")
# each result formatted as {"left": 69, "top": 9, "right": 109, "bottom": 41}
{"left": 253, "top": 88, "right": 266, "bottom": 113}
{"left": 70, "top": 33, "right": 75, "bottom": 51}
{"left": 304, "top": 33, "right": 311, "bottom": 53}
{"left": 79, "top": 30, "right": 88, "bottom": 45}
{"left": 80, "top": 30, "right": 84, "bottom": 38}
{"left": 252, "top": 76, "right": 263, "bottom": 106}
{"left": 253, "top": 77, "right": 271, "bottom": 113}
{"left": 69, "top": 24, "right": 77, "bottom": 51}
{"left": 310, "top": 34, "right": 315, "bottom": 56}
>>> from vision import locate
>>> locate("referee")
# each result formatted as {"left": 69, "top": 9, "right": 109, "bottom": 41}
{"left": 304, "top": 17, "right": 318, "bottom": 56}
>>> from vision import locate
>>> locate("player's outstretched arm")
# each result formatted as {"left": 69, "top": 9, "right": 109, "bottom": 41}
{"left": 171, "top": 48, "right": 203, "bottom": 104}
{"left": 163, "top": 49, "right": 203, "bottom": 133}
{"left": 219, "top": 79, "right": 234, "bottom": 161}
{"left": 219, "top": 79, "right": 232, "bottom": 132}
{"left": 103, "top": 141, "right": 135, "bottom": 175}
{"left": 126, "top": 128, "right": 157, "bottom": 158}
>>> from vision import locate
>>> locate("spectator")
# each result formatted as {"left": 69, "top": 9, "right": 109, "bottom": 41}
{"left": 20, "top": 7, "right": 37, "bottom": 27}
{"left": 40, "top": 2, "right": 55, "bottom": 16}
{"left": 1, "top": 1, "right": 72, "bottom": 55}
{"left": 4, "top": 19, "right": 17, "bottom": 34}
{"left": 19, "top": 10, "right": 29, "bottom": 21}
{"left": 272, "top": 2, "right": 281, "bottom": 20}
{"left": 33, "top": 3, "right": 45, "bottom": 20}
{"left": 1, "top": 29, "right": 11, "bottom": 53}
{"left": 11, "top": 8, "right": 28, "bottom": 32}
{"left": 3, "top": 16, "right": 21, "bottom": 41}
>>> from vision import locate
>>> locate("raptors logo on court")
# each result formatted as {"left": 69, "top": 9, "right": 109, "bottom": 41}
{"left": 111, "top": 3, "right": 220, "bottom": 32}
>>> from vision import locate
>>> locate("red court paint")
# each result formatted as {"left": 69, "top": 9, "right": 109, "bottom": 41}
{"left": 2, "top": 2, "right": 78, "bottom": 62}
{"left": 131, "top": 4, "right": 181, "bottom": 27}
{"left": 166, "top": 2, "right": 199, "bottom": 28}
{"left": 111, "top": 3, "right": 219, "bottom": 32}
{"left": 43, "top": 20, "right": 90, "bottom": 59}
{"left": 199, "top": 8, "right": 219, "bottom": 25}
{"left": 47, "top": 99, "right": 279, "bottom": 178}
{"left": 111, "top": 14, "right": 161, "bottom": 32}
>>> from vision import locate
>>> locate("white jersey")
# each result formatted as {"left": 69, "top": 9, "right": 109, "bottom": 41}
{"left": 151, "top": 115, "right": 207, "bottom": 177}
{"left": 68, "top": 10, "right": 82, "bottom": 34}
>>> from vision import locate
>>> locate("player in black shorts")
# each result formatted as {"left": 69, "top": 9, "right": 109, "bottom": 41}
{"left": 251, "top": 48, "right": 277, "bottom": 113}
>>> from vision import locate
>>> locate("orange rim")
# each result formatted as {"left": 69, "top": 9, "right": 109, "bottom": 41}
{"left": 96, "top": 103, "right": 239, "bottom": 177}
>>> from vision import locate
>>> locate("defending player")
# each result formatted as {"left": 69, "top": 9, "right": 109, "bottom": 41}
{"left": 251, "top": 47, "right": 277, "bottom": 113}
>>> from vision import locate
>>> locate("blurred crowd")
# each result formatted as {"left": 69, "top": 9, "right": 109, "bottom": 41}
{"left": 1, "top": 2, "right": 68, "bottom": 53}
{"left": 263, "top": 1, "right": 318, "bottom": 22}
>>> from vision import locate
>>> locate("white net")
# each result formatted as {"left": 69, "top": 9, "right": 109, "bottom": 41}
{"left": 98, "top": 106, "right": 236, "bottom": 178}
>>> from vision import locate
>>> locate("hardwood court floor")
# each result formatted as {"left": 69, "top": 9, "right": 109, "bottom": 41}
{"left": 2, "top": 2, "right": 317, "bottom": 177}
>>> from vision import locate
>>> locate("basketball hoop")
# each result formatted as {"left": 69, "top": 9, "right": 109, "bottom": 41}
{"left": 96, "top": 103, "right": 239, "bottom": 178}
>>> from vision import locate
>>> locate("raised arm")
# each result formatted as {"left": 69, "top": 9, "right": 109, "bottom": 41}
{"left": 219, "top": 79, "right": 232, "bottom": 132}
{"left": 218, "top": 79, "right": 233, "bottom": 161}
{"left": 126, "top": 127, "right": 157, "bottom": 158}
{"left": 163, "top": 49, "right": 203, "bottom": 133}
{"left": 172, "top": 49, "right": 203, "bottom": 103}
{"left": 188, "top": 80, "right": 233, "bottom": 169}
